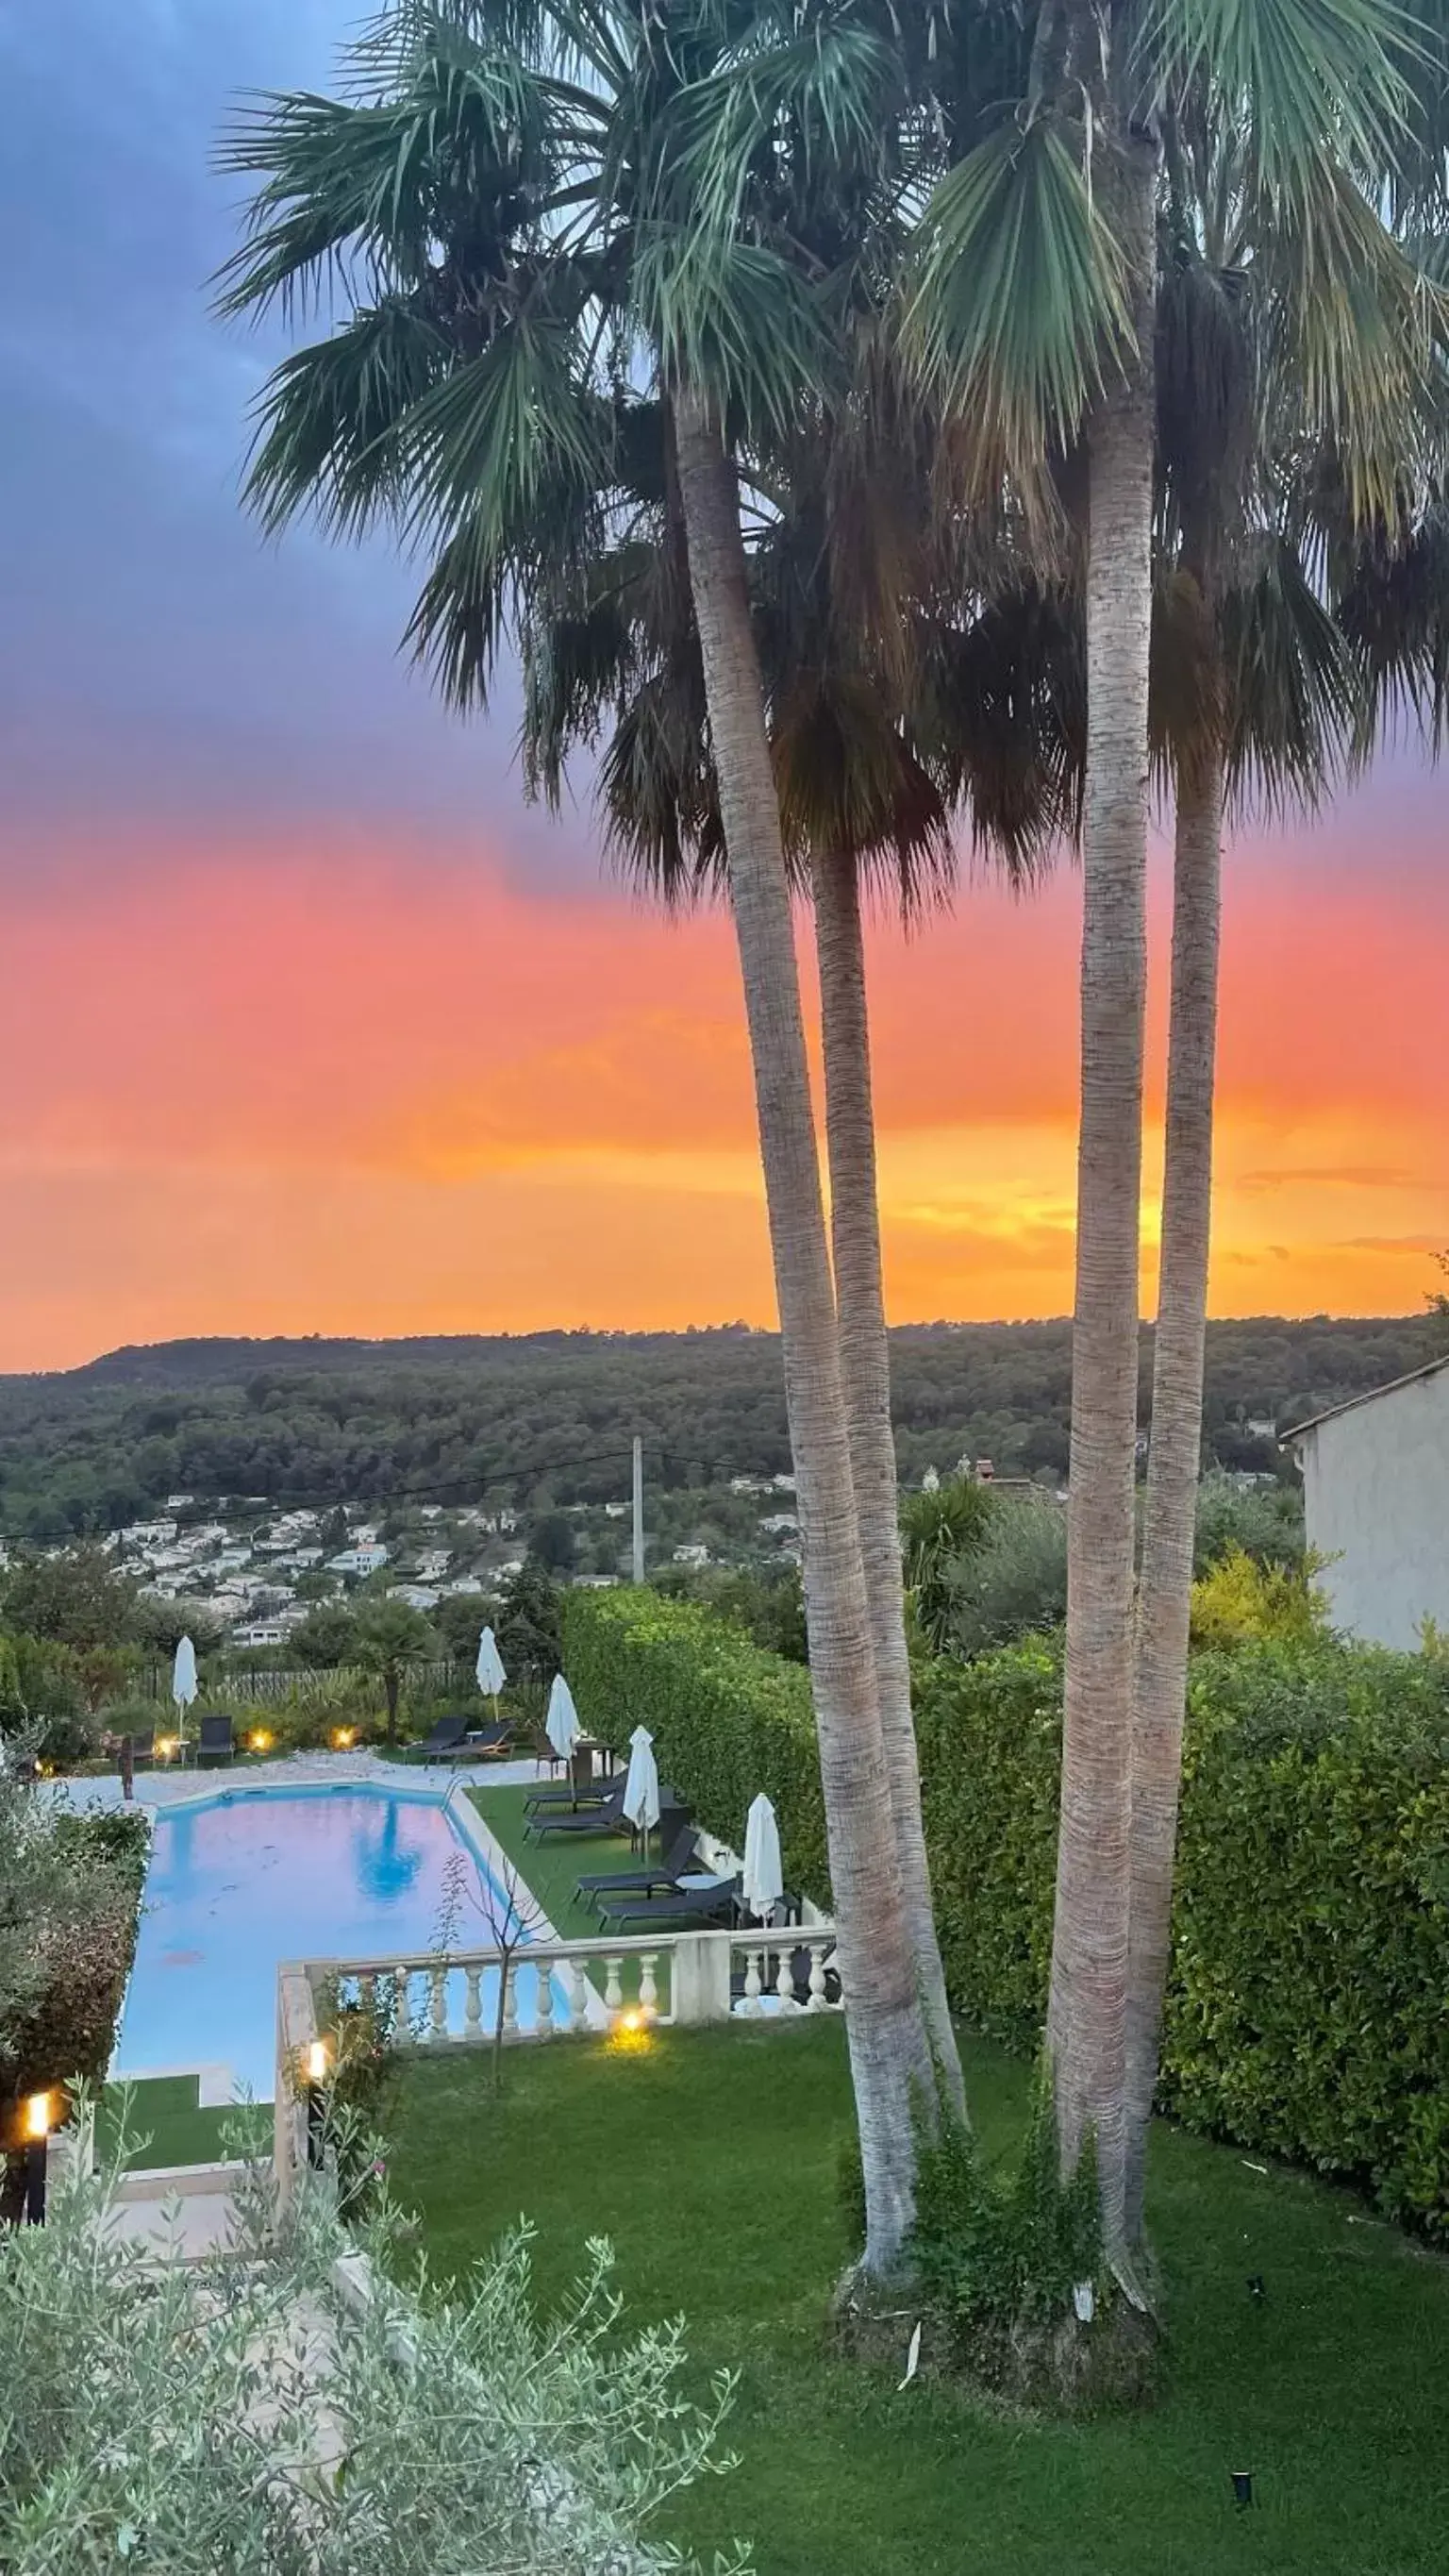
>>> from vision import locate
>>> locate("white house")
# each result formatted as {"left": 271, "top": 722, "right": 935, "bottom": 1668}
{"left": 391, "top": 1582, "right": 441, "bottom": 1612}
{"left": 327, "top": 1543, "right": 390, "bottom": 1578}
{"left": 672, "top": 1544, "right": 710, "bottom": 1567}
{"left": 1282, "top": 1354, "right": 1449, "bottom": 1649}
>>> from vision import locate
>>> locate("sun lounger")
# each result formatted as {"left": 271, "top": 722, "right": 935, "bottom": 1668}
{"left": 575, "top": 1819, "right": 700, "bottom": 1909}
{"left": 453, "top": 1718, "right": 515, "bottom": 1762}
{"left": 527, "top": 1784, "right": 629, "bottom": 1841}
{"left": 593, "top": 1875, "right": 739, "bottom": 1931}
{"left": 197, "top": 1713, "right": 234, "bottom": 1767}
{"left": 413, "top": 1714, "right": 470, "bottom": 1762}
{"left": 524, "top": 1767, "right": 625, "bottom": 1815}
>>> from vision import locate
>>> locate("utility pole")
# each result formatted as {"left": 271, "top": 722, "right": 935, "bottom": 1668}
{"left": 631, "top": 1436, "right": 644, "bottom": 1585}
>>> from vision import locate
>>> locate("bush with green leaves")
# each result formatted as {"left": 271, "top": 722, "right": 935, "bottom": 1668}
{"left": 1, "top": 1768, "right": 148, "bottom": 2207}
{"left": 900, "top": 1473, "right": 997, "bottom": 1653}
{"left": 909, "top": 2069, "right": 1101, "bottom": 2347}
{"left": 943, "top": 1495, "right": 1068, "bottom": 1656}
{"left": 566, "top": 1593, "right": 1449, "bottom": 2235}
{"left": 0, "top": 2133, "right": 750, "bottom": 2575}
{"left": 1192, "top": 1467, "right": 1305, "bottom": 1574}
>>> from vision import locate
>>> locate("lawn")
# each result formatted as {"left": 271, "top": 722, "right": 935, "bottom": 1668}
{"left": 386, "top": 2021, "right": 1449, "bottom": 2576}
{"left": 467, "top": 1781, "right": 677, "bottom": 2007}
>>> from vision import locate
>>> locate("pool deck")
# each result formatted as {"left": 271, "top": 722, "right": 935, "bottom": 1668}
{"left": 61, "top": 1748, "right": 547, "bottom": 1814}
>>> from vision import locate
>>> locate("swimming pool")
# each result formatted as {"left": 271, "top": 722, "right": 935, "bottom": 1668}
{"left": 111, "top": 1782, "right": 546, "bottom": 2102}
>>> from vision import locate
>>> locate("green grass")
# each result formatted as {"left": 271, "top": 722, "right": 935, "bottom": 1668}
{"left": 387, "top": 2023, "right": 1449, "bottom": 2576}
{"left": 467, "top": 1781, "right": 677, "bottom": 2009}
{"left": 99, "top": 2074, "right": 270, "bottom": 2172}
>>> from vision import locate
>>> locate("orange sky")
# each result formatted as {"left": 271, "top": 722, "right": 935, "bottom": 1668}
{"left": 1, "top": 821, "right": 1443, "bottom": 1372}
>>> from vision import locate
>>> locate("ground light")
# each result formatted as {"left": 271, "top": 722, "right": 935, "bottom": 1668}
{"left": 248, "top": 1728, "right": 274, "bottom": 1755}
{"left": 608, "top": 2007, "right": 655, "bottom": 2057}
{"left": 23, "top": 2092, "right": 51, "bottom": 2225}
{"left": 156, "top": 1735, "right": 177, "bottom": 1763}
{"left": 331, "top": 1727, "right": 358, "bottom": 1750}
{"left": 1231, "top": 2470, "right": 1255, "bottom": 2509}
{"left": 305, "top": 2038, "right": 330, "bottom": 2168}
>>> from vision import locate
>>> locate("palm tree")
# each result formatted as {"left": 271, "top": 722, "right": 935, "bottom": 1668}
{"left": 356, "top": 1597, "right": 437, "bottom": 1743}
{"left": 909, "top": 0, "right": 1429, "bottom": 2260}
{"left": 1123, "top": 114, "right": 1447, "bottom": 2242}
{"left": 219, "top": 0, "right": 934, "bottom": 2272}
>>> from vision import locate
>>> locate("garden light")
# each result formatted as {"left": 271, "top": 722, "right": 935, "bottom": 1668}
{"left": 248, "top": 1728, "right": 274, "bottom": 1754}
{"left": 1231, "top": 2470, "right": 1254, "bottom": 2510}
{"left": 156, "top": 1735, "right": 176, "bottom": 1762}
{"left": 23, "top": 2091, "right": 51, "bottom": 2226}
{"left": 608, "top": 2006, "right": 654, "bottom": 2056}
{"left": 305, "top": 2037, "right": 330, "bottom": 2169}
{"left": 331, "top": 1727, "right": 358, "bottom": 1750}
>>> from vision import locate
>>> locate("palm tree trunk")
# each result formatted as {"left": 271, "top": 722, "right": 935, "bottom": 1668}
{"left": 811, "top": 845, "right": 967, "bottom": 2116}
{"left": 1124, "top": 747, "right": 1224, "bottom": 2245}
{"left": 1044, "top": 131, "right": 1158, "bottom": 2264}
{"left": 672, "top": 385, "right": 931, "bottom": 2275}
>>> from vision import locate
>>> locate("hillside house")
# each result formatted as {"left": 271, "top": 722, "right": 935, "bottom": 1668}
{"left": 1282, "top": 1355, "right": 1449, "bottom": 1649}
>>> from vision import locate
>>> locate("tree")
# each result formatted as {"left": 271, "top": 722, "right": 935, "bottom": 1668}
{"left": 492, "top": 1559, "right": 562, "bottom": 1698}
{"left": 1430, "top": 1255, "right": 1449, "bottom": 1354}
{"left": 290, "top": 1602, "right": 362, "bottom": 1670}
{"left": 912, "top": 0, "right": 1436, "bottom": 2263}
{"left": 355, "top": 1599, "right": 437, "bottom": 1743}
{"left": 220, "top": 0, "right": 936, "bottom": 2273}
{"left": 526, "top": 1511, "right": 576, "bottom": 1576}
{"left": 0, "top": 1546, "right": 140, "bottom": 1650}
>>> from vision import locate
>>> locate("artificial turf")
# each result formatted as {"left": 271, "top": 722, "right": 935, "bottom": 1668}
{"left": 386, "top": 2019, "right": 1449, "bottom": 2576}
{"left": 98, "top": 2073, "right": 269, "bottom": 2171}
{"left": 467, "top": 1780, "right": 682, "bottom": 2007}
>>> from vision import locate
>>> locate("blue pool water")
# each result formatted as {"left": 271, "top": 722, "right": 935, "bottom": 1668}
{"left": 112, "top": 1783, "right": 543, "bottom": 2102}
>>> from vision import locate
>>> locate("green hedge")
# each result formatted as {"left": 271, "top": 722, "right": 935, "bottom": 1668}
{"left": 563, "top": 1592, "right": 1449, "bottom": 2238}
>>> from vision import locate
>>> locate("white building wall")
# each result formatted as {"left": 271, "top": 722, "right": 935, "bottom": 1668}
{"left": 1297, "top": 1363, "right": 1449, "bottom": 1649}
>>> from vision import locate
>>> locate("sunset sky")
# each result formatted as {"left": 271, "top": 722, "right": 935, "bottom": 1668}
{"left": 2, "top": 2, "right": 1444, "bottom": 1374}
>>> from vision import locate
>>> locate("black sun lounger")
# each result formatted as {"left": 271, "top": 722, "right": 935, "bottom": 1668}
{"left": 575, "top": 1820, "right": 701, "bottom": 1909}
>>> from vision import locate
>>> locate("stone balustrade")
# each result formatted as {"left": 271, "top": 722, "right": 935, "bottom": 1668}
{"left": 275, "top": 1922, "right": 841, "bottom": 2207}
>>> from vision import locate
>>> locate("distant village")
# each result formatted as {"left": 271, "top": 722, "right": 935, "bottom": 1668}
{"left": 90, "top": 1475, "right": 808, "bottom": 1649}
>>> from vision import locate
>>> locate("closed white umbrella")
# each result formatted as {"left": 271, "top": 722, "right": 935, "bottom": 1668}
{"left": 622, "top": 1725, "right": 660, "bottom": 1857}
{"left": 172, "top": 1635, "right": 197, "bottom": 1759}
{"left": 475, "top": 1625, "right": 507, "bottom": 1709}
{"left": 742, "top": 1792, "right": 784, "bottom": 1924}
{"left": 544, "top": 1673, "right": 579, "bottom": 1764}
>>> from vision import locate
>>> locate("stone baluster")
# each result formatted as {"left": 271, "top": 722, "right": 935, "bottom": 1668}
{"left": 603, "top": 1955, "right": 625, "bottom": 2015}
{"left": 535, "top": 1958, "right": 556, "bottom": 2040}
{"left": 639, "top": 1953, "right": 658, "bottom": 2015}
{"left": 775, "top": 1945, "right": 796, "bottom": 2009}
{"left": 393, "top": 1968, "right": 413, "bottom": 2043}
{"left": 427, "top": 1965, "right": 448, "bottom": 2046}
{"left": 463, "top": 1965, "right": 483, "bottom": 2042}
{"left": 808, "top": 1944, "right": 829, "bottom": 2010}
{"left": 358, "top": 1972, "right": 377, "bottom": 2021}
{"left": 742, "top": 1949, "right": 763, "bottom": 2014}
{"left": 502, "top": 1959, "right": 519, "bottom": 2043}
{"left": 569, "top": 1959, "right": 591, "bottom": 2032}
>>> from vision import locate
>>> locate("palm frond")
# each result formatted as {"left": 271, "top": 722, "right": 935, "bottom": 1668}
{"left": 1221, "top": 533, "right": 1360, "bottom": 814}
{"left": 1138, "top": 0, "right": 1416, "bottom": 194}
{"left": 908, "top": 116, "right": 1135, "bottom": 483}
{"left": 242, "top": 302, "right": 448, "bottom": 539}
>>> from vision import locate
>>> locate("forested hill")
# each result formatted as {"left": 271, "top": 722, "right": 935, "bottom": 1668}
{"left": 0, "top": 1315, "right": 1432, "bottom": 1540}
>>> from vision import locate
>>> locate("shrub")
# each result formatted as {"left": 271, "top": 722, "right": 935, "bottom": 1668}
{"left": 1, "top": 1780, "right": 148, "bottom": 2199}
{"left": 565, "top": 1593, "right": 1449, "bottom": 2237}
{"left": 944, "top": 1497, "right": 1069, "bottom": 1656}
{"left": 0, "top": 2140, "right": 748, "bottom": 2575}
{"left": 1193, "top": 1467, "right": 1305, "bottom": 1574}
{"left": 901, "top": 1474, "right": 999, "bottom": 1651}
{"left": 1188, "top": 1543, "right": 1328, "bottom": 1648}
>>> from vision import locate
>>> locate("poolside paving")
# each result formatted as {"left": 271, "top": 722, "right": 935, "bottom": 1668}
{"left": 59, "top": 1747, "right": 547, "bottom": 1814}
